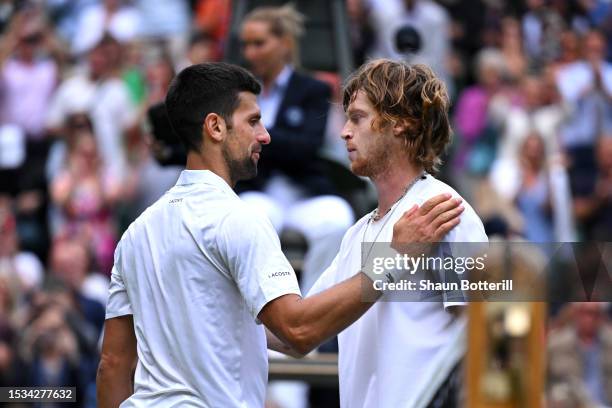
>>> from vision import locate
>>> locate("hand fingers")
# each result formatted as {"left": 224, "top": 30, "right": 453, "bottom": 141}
{"left": 433, "top": 216, "right": 461, "bottom": 240}
{"left": 399, "top": 204, "right": 418, "bottom": 220}
{"left": 431, "top": 205, "right": 464, "bottom": 230}
{"left": 424, "top": 197, "right": 462, "bottom": 224}
{"left": 419, "top": 193, "right": 451, "bottom": 214}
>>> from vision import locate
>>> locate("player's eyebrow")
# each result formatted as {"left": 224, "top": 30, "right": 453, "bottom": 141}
{"left": 346, "top": 107, "right": 367, "bottom": 116}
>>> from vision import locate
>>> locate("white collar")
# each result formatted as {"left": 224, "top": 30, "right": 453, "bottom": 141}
{"left": 175, "top": 169, "right": 235, "bottom": 195}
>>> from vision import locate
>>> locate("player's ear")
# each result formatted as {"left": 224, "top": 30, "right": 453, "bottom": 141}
{"left": 203, "top": 113, "right": 227, "bottom": 143}
{"left": 392, "top": 118, "right": 410, "bottom": 138}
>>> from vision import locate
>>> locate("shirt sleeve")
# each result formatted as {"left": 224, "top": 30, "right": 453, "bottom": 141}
{"left": 217, "top": 205, "right": 302, "bottom": 321}
{"left": 105, "top": 244, "right": 133, "bottom": 319}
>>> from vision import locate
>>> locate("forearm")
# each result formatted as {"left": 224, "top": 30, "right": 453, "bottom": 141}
{"left": 275, "top": 273, "right": 380, "bottom": 355}
{"left": 96, "top": 358, "right": 134, "bottom": 408}
{"left": 265, "top": 328, "right": 305, "bottom": 359}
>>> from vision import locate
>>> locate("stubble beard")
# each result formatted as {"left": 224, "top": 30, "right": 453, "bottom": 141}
{"left": 222, "top": 143, "right": 258, "bottom": 183}
{"left": 351, "top": 136, "right": 393, "bottom": 180}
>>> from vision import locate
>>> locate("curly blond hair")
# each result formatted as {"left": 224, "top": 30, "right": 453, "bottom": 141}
{"left": 343, "top": 59, "right": 452, "bottom": 174}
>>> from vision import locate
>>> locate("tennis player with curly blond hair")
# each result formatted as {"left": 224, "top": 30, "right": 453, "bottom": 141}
{"left": 307, "top": 59, "right": 488, "bottom": 408}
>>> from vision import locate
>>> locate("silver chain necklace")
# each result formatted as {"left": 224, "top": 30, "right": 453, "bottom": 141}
{"left": 370, "top": 171, "right": 427, "bottom": 222}
{"left": 362, "top": 171, "right": 427, "bottom": 267}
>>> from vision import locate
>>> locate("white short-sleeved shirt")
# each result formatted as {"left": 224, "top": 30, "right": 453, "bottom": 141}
{"left": 106, "top": 170, "right": 301, "bottom": 408}
{"left": 308, "top": 174, "right": 488, "bottom": 408}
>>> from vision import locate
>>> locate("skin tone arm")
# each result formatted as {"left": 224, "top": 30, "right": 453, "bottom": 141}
{"left": 97, "top": 315, "right": 138, "bottom": 408}
{"left": 261, "top": 193, "right": 463, "bottom": 356}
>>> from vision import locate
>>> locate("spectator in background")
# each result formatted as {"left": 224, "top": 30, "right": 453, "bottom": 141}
{"left": 48, "top": 239, "right": 106, "bottom": 332}
{"left": 193, "top": 0, "right": 231, "bottom": 60}
{"left": 489, "top": 75, "right": 565, "bottom": 199}
{"left": 132, "top": 0, "right": 190, "bottom": 64}
{"left": 573, "top": 135, "right": 612, "bottom": 241}
{"left": 239, "top": 4, "right": 354, "bottom": 293}
{"left": 451, "top": 48, "right": 507, "bottom": 197}
{"left": 46, "top": 33, "right": 137, "bottom": 180}
{"left": 364, "top": 0, "right": 451, "bottom": 89}
{"left": 514, "top": 133, "right": 555, "bottom": 242}
{"left": 20, "top": 294, "right": 83, "bottom": 405}
{"left": 549, "top": 29, "right": 581, "bottom": 74}
{"left": 50, "top": 133, "right": 121, "bottom": 274}
{"left": 71, "top": 0, "right": 141, "bottom": 56}
{"left": 521, "top": 0, "right": 565, "bottom": 66}
{"left": 20, "top": 278, "right": 101, "bottom": 406}
{"left": 555, "top": 29, "right": 612, "bottom": 188}
{"left": 127, "top": 50, "right": 182, "bottom": 219}
{"left": 176, "top": 30, "right": 217, "bottom": 72}
{"left": 0, "top": 8, "right": 63, "bottom": 259}
{"left": 46, "top": 0, "right": 99, "bottom": 43}
{"left": 499, "top": 17, "right": 527, "bottom": 82}
{"left": 0, "top": 9, "right": 59, "bottom": 141}
{"left": 548, "top": 302, "right": 612, "bottom": 407}
{"left": 0, "top": 199, "right": 44, "bottom": 293}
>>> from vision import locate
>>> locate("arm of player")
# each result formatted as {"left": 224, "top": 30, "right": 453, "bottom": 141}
{"left": 265, "top": 327, "right": 306, "bottom": 359}
{"left": 97, "top": 315, "right": 138, "bottom": 408}
{"left": 258, "top": 193, "right": 463, "bottom": 356}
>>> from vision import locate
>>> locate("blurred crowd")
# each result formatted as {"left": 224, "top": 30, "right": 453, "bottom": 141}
{"left": 0, "top": 0, "right": 610, "bottom": 407}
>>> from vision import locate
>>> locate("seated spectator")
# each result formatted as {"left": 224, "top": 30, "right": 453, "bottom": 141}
{"left": 238, "top": 5, "right": 354, "bottom": 292}
{"left": 573, "top": 135, "right": 612, "bottom": 241}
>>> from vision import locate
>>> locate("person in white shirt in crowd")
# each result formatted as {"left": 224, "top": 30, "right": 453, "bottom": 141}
{"left": 46, "top": 33, "right": 137, "bottom": 180}
{"left": 71, "top": 0, "right": 141, "bottom": 56}
{"left": 239, "top": 5, "right": 355, "bottom": 293}
{"left": 307, "top": 59, "right": 488, "bottom": 408}
{"left": 132, "top": 0, "right": 191, "bottom": 64}
{"left": 364, "top": 0, "right": 452, "bottom": 91}
{"left": 96, "top": 62, "right": 463, "bottom": 408}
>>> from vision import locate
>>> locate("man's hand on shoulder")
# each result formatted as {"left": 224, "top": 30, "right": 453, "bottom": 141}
{"left": 392, "top": 193, "right": 463, "bottom": 250}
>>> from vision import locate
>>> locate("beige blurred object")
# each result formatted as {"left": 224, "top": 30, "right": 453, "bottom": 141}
{"left": 473, "top": 180, "right": 524, "bottom": 235}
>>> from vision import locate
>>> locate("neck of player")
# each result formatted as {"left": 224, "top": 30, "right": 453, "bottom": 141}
{"left": 372, "top": 159, "right": 423, "bottom": 219}
{"left": 186, "top": 150, "right": 235, "bottom": 187}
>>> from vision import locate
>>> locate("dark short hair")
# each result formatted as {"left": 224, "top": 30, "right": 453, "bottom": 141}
{"left": 165, "top": 62, "right": 261, "bottom": 152}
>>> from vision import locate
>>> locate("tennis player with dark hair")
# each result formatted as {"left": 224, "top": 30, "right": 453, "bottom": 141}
{"left": 96, "top": 62, "right": 462, "bottom": 407}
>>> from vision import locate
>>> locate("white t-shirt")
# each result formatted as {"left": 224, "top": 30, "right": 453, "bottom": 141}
{"left": 308, "top": 174, "right": 488, "bottom": 408}
{"left": 106, "top": 170, "right": 302, "bottom": 407}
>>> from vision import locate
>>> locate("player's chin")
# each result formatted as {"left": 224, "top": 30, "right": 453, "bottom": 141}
{"left": 350, "top": 160, "right": 367, "bottom": 177}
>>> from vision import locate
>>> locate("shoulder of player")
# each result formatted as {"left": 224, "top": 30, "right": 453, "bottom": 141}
{"left": 215, "top": 199, "right": 278, "bottom": 238}
{"left": 402, "top": 176, "right": 487, "bottom": 239}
